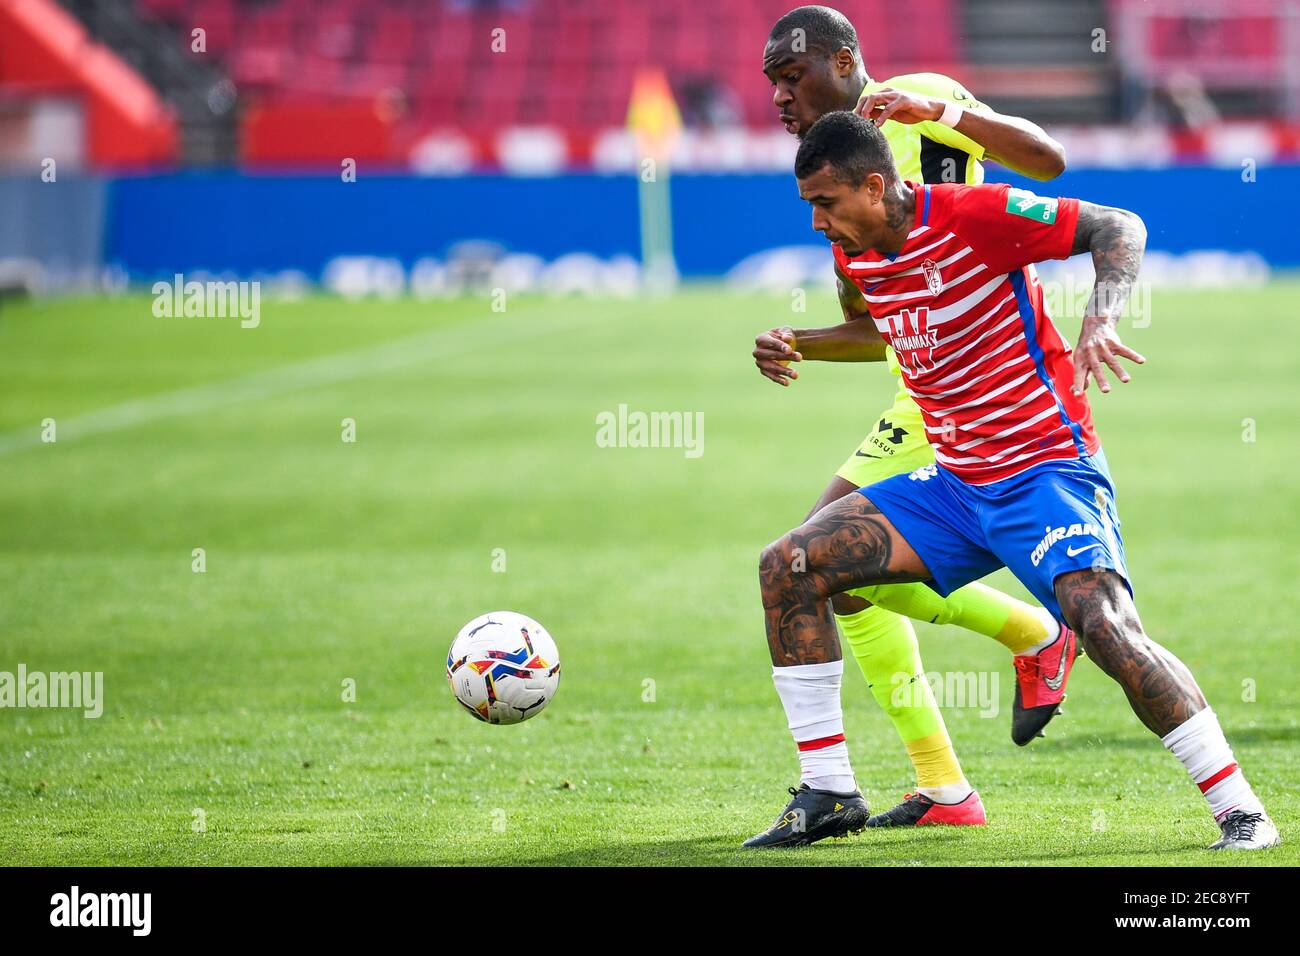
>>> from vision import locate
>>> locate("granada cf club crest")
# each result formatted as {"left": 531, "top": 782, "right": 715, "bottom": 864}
{"left": 921, "top": 258, "right": 943, "bottom": 296}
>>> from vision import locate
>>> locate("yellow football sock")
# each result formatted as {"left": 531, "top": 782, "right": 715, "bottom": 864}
{"left": 906, "top": 731, "right": 968, "bottom": 792}
{"left": 850, "top": 581, "right": 1054, "bottom": 655}
{"left": 836, "top": 604, "right": 967, "bottom": 791}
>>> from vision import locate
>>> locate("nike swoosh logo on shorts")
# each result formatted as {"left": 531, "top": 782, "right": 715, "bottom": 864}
{"left": 1066, "top": 543, "right": 1103, "bottom": 558}
{"left": 854, "top": 451, "right": 882, "bottom": 458}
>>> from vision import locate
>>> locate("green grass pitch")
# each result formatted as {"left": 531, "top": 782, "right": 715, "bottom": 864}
{"left": 0, "top": 283, "right": 1296, "bottom": 866}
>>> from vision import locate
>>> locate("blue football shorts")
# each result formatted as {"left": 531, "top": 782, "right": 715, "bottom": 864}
{"left": 858, "top": 450, "right": 1131, "bottom": 623}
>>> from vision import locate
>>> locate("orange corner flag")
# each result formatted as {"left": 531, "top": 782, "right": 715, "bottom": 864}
{"left": 626, "top": 69, "right": 682, "bottom": 158}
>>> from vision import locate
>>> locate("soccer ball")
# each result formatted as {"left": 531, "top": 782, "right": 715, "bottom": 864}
{"left": 446, "top": 611, "right": 561, "bottom": 724}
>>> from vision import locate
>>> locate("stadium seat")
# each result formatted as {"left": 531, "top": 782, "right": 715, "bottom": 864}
{"left": 121, "top": 0, "right": 967, "bottom": 158}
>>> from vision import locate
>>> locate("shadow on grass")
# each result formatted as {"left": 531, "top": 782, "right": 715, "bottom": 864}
{"left": 1029, "top": 722, "right": 1296, "bottom": 753}
{"left": 389, "top": 828, "right": 1211, "bottom": 867}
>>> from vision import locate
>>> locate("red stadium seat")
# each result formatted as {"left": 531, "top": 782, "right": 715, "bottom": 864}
{"left": 126, "top": 0, "right": 970, "bottom": 158}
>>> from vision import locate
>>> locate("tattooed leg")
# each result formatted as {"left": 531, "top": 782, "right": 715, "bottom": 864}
{"left": 759, "top": 493, "right": 931, "bottom": 667}
{"left": 801, "top": 476, "right": 874, "bottom": 617}
{"left": 1055, "top": 569, "right": 1206, "bottom": 735}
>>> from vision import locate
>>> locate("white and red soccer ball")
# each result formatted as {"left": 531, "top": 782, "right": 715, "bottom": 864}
{"left": 446, "top": 611, "right": 561, "bottom": 724}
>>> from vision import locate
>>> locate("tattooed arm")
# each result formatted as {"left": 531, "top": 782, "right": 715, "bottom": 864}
{"left": 1069, "top": 202, "right": 1149, "bottom": 395}
{"left": 753, "top": 266, "right": 886, "bottom": 385}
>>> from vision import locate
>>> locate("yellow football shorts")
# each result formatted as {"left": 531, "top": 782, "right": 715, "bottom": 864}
{"left": 834, "top": 396, "right": 933, "bottom": 488}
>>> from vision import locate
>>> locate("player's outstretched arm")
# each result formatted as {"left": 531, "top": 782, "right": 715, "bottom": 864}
{"left": 753, "top": 319, "right": 887, "bottom": 384}
{"left": 955, "top": 110, "right": 1066, "bottom": 181}
{"left": 752, "top": 267, "right": 886, "bottom": 384}
{"left": 855, "top": 87, "right": 1066, "bottom": 180}
{"left": 1069, "top": 201, "right": 1149, "bottom": 395}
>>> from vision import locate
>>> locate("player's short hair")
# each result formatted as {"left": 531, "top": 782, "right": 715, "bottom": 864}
{"left": 794, "top": 111, "right": 897, "bottom": 186}
{"left": 768, "top": 5, "right": 860, "bottom": 56}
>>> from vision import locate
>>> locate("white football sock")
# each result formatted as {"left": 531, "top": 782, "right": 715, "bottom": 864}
{"left": 771, "top": 660, "right": 857, "bottom": 793}
{"left": 918, "top": 782, "right": 974, "bottom": 804}
{"left": 1161, "top": 707, "right": 1265, "bottom": 820}
{"left": 1015, "top": 608, "right": 1062, "bottom": 658}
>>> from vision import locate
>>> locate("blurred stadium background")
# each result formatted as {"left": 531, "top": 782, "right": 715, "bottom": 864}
{"left": 2, "top": 0, "right": 1299, "bottom": 294}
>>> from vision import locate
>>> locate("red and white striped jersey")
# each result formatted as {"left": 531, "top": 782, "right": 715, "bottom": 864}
{"left": 833, "top": 181, "right": 1099, "bottom": 485}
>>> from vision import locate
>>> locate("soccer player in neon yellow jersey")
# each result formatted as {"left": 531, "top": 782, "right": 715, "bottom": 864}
{"left": 751, "top": 5, "right": 1078, "bottom": 831}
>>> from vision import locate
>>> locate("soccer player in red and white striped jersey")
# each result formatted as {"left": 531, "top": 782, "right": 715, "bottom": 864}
{"left": 831, "top": 173, "right": 1098, "bottom": 485}
{"left": 752, "top": 6, "right": 1080, "bottom": 832}
{"left": 745, "top": 111, "right": 1279, "bottom": 851}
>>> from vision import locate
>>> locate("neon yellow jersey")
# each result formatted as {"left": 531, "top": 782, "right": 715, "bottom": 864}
{"left": 862, "top": 72, "right": 991, "bottom": 185}
{"left": 861, "top": 72, "right": 991, "bottom": 405}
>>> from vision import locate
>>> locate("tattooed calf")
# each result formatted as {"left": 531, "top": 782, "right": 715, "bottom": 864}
{"left": 1055, "top": 568, "right": 1205, "bottom": 735}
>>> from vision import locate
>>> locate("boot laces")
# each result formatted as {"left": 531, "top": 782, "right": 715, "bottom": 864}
{"left": 1222, "top": 810, "right": 1263, "bottom": 841}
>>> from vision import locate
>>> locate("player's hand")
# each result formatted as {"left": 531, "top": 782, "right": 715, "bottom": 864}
{"left": 1072, "top": 316, "right": 1146, "bottom": 395}
{"left": 855, "top": 88, "right": 944, "bottom": 127}
{"left": 754, "top": 327, "right": 801, "bottom": 386}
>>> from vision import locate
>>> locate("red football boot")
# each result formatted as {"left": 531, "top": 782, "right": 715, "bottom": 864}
{"left": 865, "top": 790, "right": 987, "bottom": 827}
{"left": 1011, "top": 624, "right": 1079, "bottom": 746}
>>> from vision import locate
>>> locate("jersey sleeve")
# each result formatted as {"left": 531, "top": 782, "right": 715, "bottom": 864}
{"left": 946, "top": 183, "right": 1081, "bottom": 274}
{"left": 885, "top": 73, "right": 990, "bottom": 162}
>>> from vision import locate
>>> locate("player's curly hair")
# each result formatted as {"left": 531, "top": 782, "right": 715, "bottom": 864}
{"left": 768, "top": 5, "right": 860, "bottom": 56}
{"left": 794, "top": 111, "right": 898, "bottom": 186}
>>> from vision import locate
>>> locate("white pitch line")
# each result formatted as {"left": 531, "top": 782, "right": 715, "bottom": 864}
{"left": 0, "top": 314, "right": 551, "bottom": 457}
